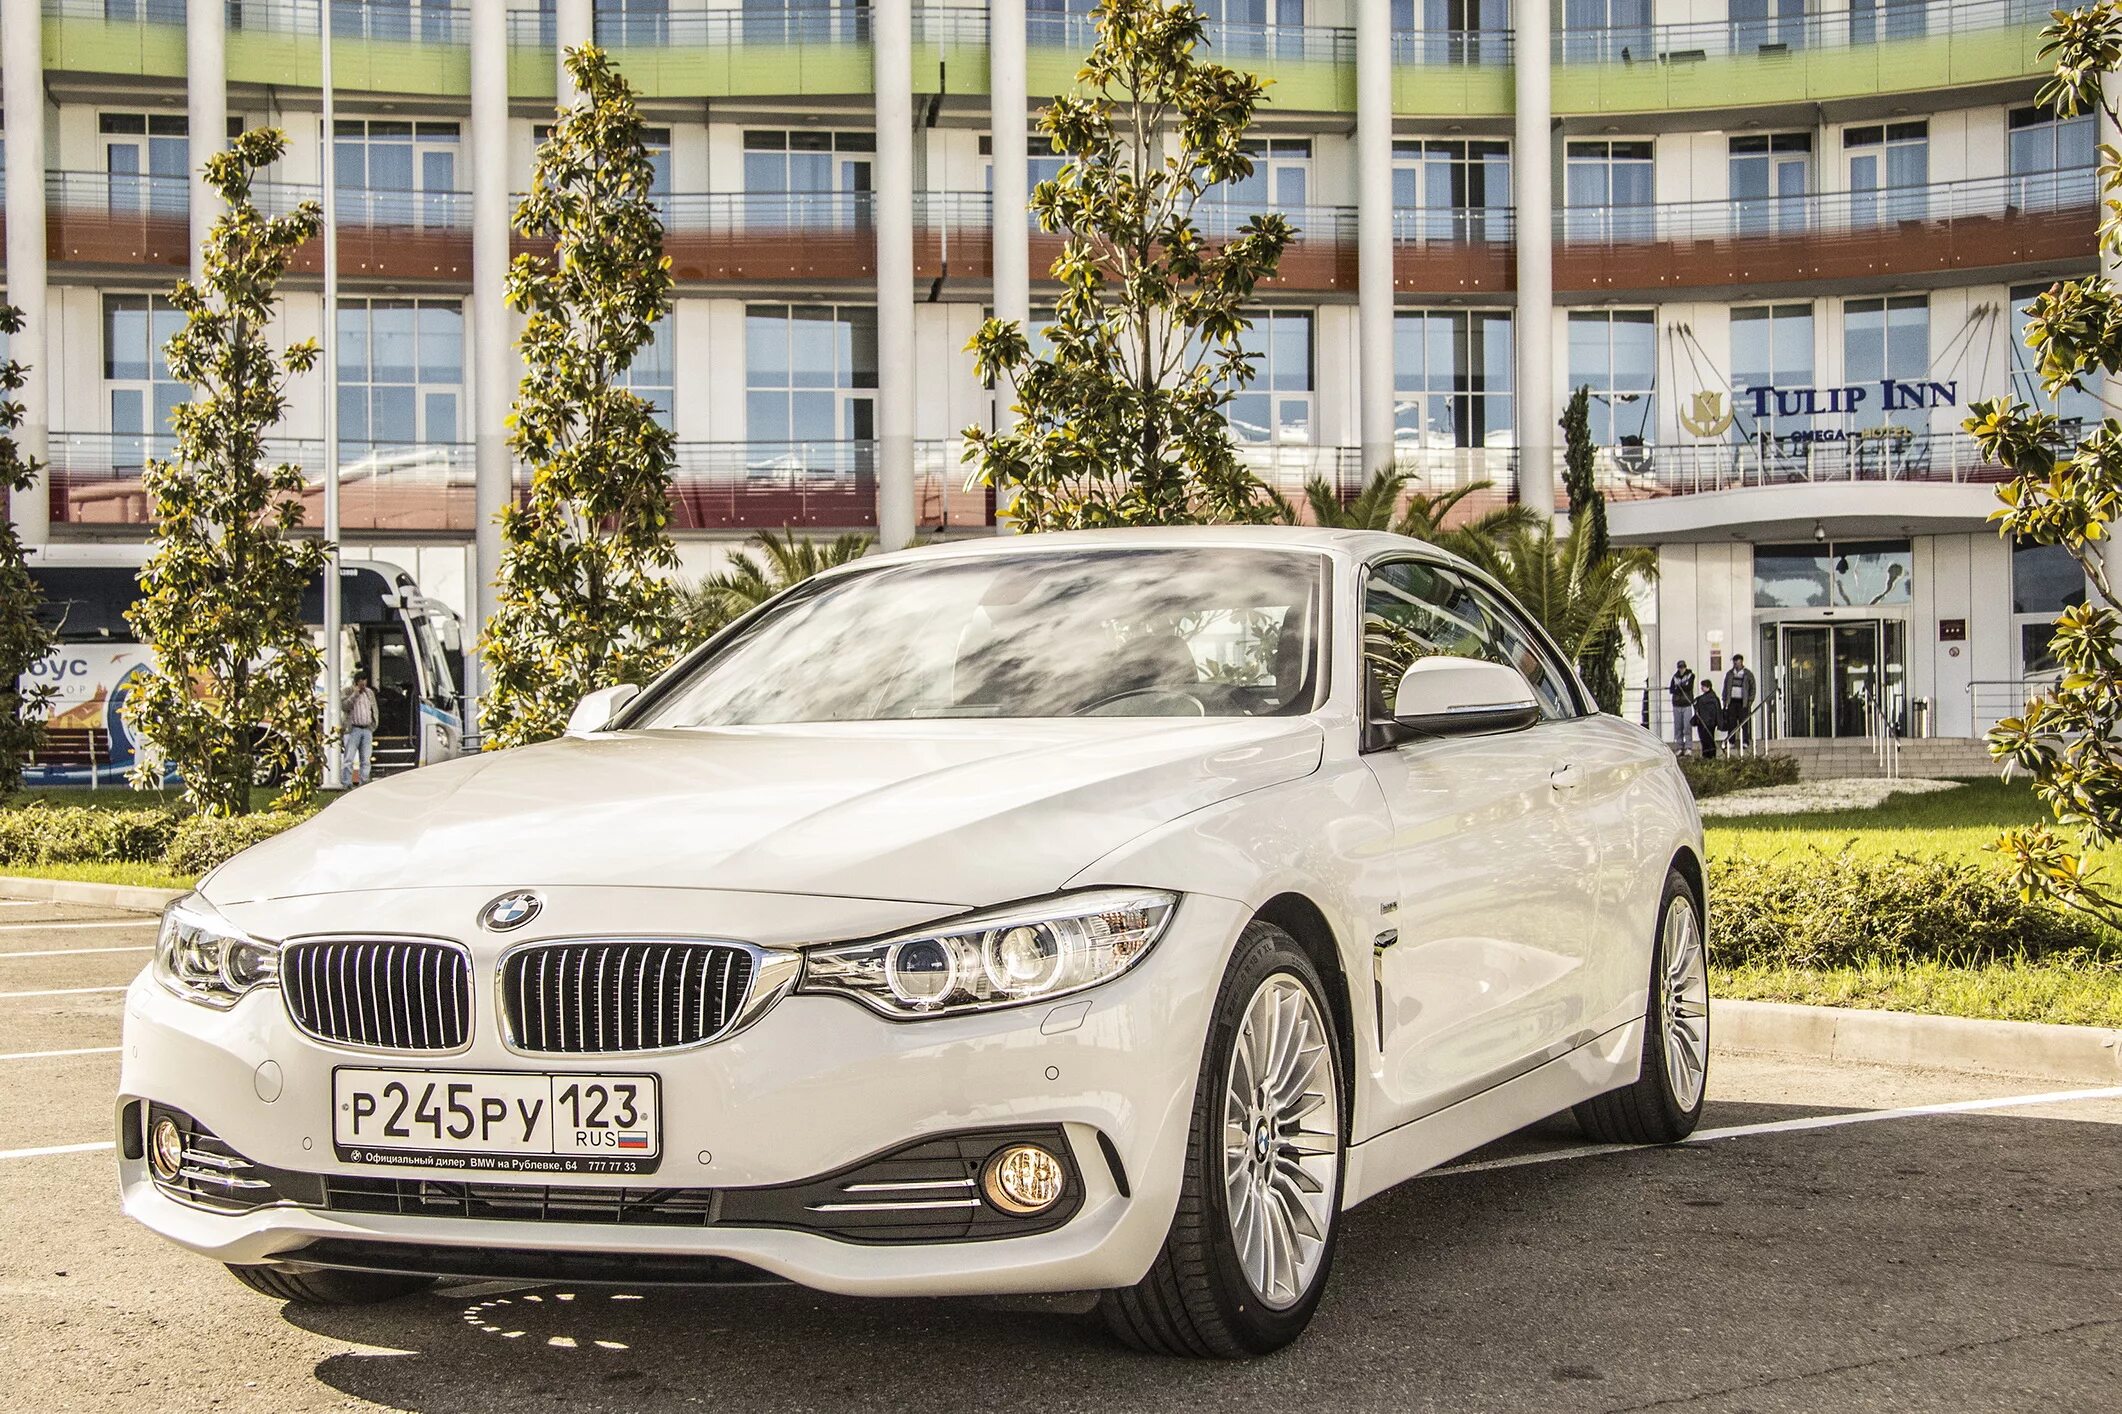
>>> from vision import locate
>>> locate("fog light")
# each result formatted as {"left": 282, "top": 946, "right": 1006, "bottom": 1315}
{"left": 149, "top": 1116, "right": 185, "bottom": 1181}
{"left": 981, "top": 1143, "right": 1065, "bottom": 1216}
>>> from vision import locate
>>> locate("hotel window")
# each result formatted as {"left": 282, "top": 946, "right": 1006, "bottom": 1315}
{"left": 1849, "top": 0, "right": 1925, "bottom": 44}
{"left": 742, "top": 0, "right": 870, "bottom": 44}
{"left": 1198, "top": 0, "right": 1308, "bottom": 60}
{"left": 1730, "top": 304, "right": 1814, "bottom": 442}
{"left": 623, "top": 320, "right": 676, "bottom": 433}
{"left": 1394, "top": 139, "right": 1511, "bottom": 242}
{"left": 337, "top": 299, "right": 464, "bottom": 451}
{"left": 1395, "top": 310, "right": 1514, "bottom": 450}
{"left": 1393, "top": 0, "right": 1510, "bottom": 65}
{"left": 332, "top": 0, "right": 459, "bottom": 42}
{"left": 745, "top": 305, "right": 878, "bottom": 456}
{"left": 2007, "top": 106, "right": 2094, "bottom": 209}
{"left": 100, "top": 113, "right": 188, "bottom": 218}
{"left": 1028, "top": 0, "right": 1095, "bottom": 45}
{"left": 595, "top": 0, "right": 670, "bottom": 45}
{"left": 2011, "top": 282, "right": 2100, "bottom": 432}
{"left": 1206, "top": 139, "right": 1311, "bottom": 234}
{"left": 2012, "top": 541, "right": 2087, "bottom": 675}
{"left": 1566, "top": 310, "right": 1657, "bottom": 448}
{"left": 1228, "top": 311, "right": 1315, "bottom": 447}
{"left": 334, "top": 120, "right": 460, "bottom": 228}
{"left": 1561, "top": 0, "right": 1651, "bottom": 63}
{"left": 102, "top": 294, "right": 186, "bottom": 465}
{"left": 1842, "top": 295, "right": 1929, "bottom": 433}
{"left": 743, "top": 130, "right": 874, "bottom": 229}
{"left": 977, "top": 136, "right": 1069, "bottom": 194}
{"left": 1845, "top": 121, "right": 1927, "bottom": 225}
{"left": 1729, "top": 0, "right": 1804, "bottom": 53}
{"left": 1565, "top": 140, "right": 1655, "bottom": 241}
{"left": 1728, "top": 133, "right": 1810, "bottom": 236}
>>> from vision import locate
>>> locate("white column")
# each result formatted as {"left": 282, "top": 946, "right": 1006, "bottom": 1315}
{"left": 1356, "top": 0, "right": 1394, "bottom": 487}
{"left": 470, "top": 0, "right": 512, "bottom": 727}
{"left": 3, "top": 0, "right": 49, "bottom": 546}
{"left": 875, "top": 0, "right": 916, "bottom": 550}
{"left": 556, "top": 0, "right": 593, "bottom": 102}
{"left": 187, "top": 0, "right": 227, "bottom": 285}
{"left": 990, "top": 0, "right": 1029, "bottom": 532}
{"left": 1513, "top": 0, "right": 1555, "bottom": 519}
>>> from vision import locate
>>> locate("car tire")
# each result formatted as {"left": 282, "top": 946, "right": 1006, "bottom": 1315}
{"left": 1574, "top": 868, "right": 1710, "bottom": 1145}
{"left": 1100, "top": 920, "right": 1346, "bottom": 1358}
{"left": 225, "top": 1263, "right": 435, "bottom": 1306}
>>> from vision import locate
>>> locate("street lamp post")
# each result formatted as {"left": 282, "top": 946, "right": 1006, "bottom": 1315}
{"left": 319, "top": 1, "right": 344, "bottom": 790}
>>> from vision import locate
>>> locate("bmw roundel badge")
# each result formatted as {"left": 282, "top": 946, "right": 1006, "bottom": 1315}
{"left": 480, "top": 890, "right": 544, "bottom": 932}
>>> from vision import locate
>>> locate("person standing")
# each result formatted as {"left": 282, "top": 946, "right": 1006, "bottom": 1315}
{"left": 1692, "top": 681, "right": 1724, "bottom": 760}
{"left": 1723, "top": 653, "right": 1758, "bottom": 748}
{"left": 1667, "top": 660, "right": 1696, "bottom": 753}
{"left": 342, "top": 668, "right": 378, "bottom": 787}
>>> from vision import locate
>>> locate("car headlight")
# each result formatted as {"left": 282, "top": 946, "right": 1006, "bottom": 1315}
{"left": 154, "top": 898, "right": 279, "bottom": 1009}
{"left": 799, "top": 888, "right": 1177, "bottom": 1019}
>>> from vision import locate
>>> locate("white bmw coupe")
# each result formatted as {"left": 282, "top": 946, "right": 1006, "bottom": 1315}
{"left": 119, "top": 526, "right": 1707, "bottom": 1357}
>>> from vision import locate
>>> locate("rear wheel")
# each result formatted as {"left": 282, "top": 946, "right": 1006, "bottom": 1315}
{"left": 1101, "top": 921, "right": 1345, "bottom": 1358}
{"left": 1575, "top": 869, "right": 1709, "bottom": 1144}
{"left": 226, "top": 1264, "right": 434, "bottom": 1306}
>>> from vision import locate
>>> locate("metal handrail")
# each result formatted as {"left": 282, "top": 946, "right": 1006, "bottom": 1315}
{"left": 1559, "top": 169, "right": 2093, "bottom": 245}
{"left": 1864, "top": 688, "right": 1902, "bottom": 778}
{"left": 1557, "top": 0, "right": 2050, "bottom": 63}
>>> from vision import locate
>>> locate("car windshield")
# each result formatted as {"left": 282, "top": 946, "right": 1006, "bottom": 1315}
{"left": 632, "top": 548, "right": 1328, "bottom": 726}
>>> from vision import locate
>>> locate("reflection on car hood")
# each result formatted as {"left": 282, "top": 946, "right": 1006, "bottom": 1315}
{"left": 202, "top": 718, "right": 1325, "bottom": 907}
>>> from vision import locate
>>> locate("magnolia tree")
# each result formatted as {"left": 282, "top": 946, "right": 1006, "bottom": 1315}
{"left": 124, "top": 130, "right": 326, "bottom": 816}
{"left": 0, "top": 305, "right": 55, "bottom": 793}
{"left": 963, "top": 0, "right": 1292, "bottom": 528}
{"left": 480, "top": 45, "right": 681, "bottom": 749}
{"left": 1965, "top": 3, "right": 2122, "bottom": 923}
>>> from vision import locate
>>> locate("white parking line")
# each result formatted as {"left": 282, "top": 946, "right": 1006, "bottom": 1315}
{"left": 0, "top": 1141, "right": 114, "bottom": 1161}
{"left": 1434, "top": 1084, "right": 2122, "bottom": 1177}
{"left": 0, "top": 1047, "right": 121, "bottom": 1061}
{"left": 0, "top": 920, "right": 156, "bottom": 932}
{"left": 0, "top": 946, "right": 152, "bottom": 959}
{"left": 0, "top": 985, "right": 129, "bottom": 999}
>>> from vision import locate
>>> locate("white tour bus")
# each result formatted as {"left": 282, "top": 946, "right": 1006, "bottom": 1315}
{"left": 23, "top": 546, "right": 465, "bottom": 786}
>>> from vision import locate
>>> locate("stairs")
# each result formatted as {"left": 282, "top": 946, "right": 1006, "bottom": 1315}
{"left": 1745, "top": 737, "right": 1997, "bottom": 781}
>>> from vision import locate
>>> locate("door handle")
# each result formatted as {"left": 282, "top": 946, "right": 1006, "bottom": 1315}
{"left": 1549, "top": 762, "right": 1583, "bottom": 792}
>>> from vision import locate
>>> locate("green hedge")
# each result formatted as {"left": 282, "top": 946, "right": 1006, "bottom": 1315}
{"left": 1683, "top": 753, "right": 1801, "bottom": 799}
{"left": 0, "top": 804, "right": 312, "bottom": 880}
{"left": 1708, "top": 848, "right": 2120, "bottom": 971}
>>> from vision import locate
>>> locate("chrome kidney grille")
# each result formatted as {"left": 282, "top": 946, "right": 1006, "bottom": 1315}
{"left": 501, "top": 941, "right": 756, "bottom": 1053}
{"left": 281, "top": 938, "right": 473, "bottom": 1051}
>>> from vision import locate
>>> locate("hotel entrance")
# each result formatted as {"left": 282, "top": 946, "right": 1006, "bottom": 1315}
{"left": 1753, "top": 539, "right": 1914, "bottom": 739}
{"left": 1765, "top": 618, "right": 1906, "bottom": 738}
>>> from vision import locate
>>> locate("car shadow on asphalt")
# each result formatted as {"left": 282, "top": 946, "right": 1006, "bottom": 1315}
{"left": 279, "top": 1099, "right": 2122, "bottom": 1413}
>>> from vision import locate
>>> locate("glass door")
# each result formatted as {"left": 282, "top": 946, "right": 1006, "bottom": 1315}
{"left": 1832, "top": 620, "right": 1881, "bottom": 737}
{"left": 1780, "top": 624, "right": 1830, "bottom": 737}
{"left": 1776, "top": 619, "right": 1894, "bottom": 737}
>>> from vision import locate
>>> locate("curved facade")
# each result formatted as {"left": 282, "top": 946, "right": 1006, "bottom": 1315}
{"left": 0, "top": 0, "right": 2092, "bottom": 740}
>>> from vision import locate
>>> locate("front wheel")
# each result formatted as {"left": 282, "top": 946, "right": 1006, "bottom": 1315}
{"left": 1100, "top": 921, "right": 1345, "bottom": 1358}
{"left": 227, "top": 1264, "right": 434, "bottom": 1306}
{"left": 1575, "top": 868, "right": 1710, "bottom": 1144}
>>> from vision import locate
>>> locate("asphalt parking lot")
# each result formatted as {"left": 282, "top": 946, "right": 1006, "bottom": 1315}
{"left": 2, "top": 898, "right": 2118, "bottom": 1413}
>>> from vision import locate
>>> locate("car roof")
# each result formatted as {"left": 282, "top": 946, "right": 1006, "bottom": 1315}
{"left": 856, "top": 524, "right": 1478, "bottom": 574}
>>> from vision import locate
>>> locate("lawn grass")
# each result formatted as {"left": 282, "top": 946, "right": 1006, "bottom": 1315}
{"left": 0, "top": 859, "right": 194, "bottom": 890}
{"left": 5, "top": 785, "right": 286, "bottom": 814}
{"left": 1703, "top": 775, "right": 2066, "bottom": 869}
{"left": 1714, "top": 960, "right": 2122, "bottom": 1029}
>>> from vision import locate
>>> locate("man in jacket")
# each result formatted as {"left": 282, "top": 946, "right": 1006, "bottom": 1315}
{"left": 1723, "top": 653, "right": 1758, "bottom": 748}
{"left": 1668, "top": 660, "right": 1696, "bottom": 753}
{"left": 1692, "top": 682, "right": 1724, "bottom": 760}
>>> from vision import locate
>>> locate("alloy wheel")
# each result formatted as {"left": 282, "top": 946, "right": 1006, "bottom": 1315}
{"left": 1221, "top": 972, "right": 1340, "bottom": 1310}
{"left": 1661, "top": 898, "right": 1710, "bottom": 1111}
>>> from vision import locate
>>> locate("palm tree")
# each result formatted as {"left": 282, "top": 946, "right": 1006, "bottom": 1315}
{"left": 1457, "top": 521, "right": 1657, "bottom": 669}
{"left": 673, "top": 528, "right": 873, "bottom": 641}
{"left": 1285, "top": 467, "right": 1538, "bottom": 559}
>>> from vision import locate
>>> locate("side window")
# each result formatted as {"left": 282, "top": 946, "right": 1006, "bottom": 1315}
{"left": 1363, "top": 560, "right": 1578, "bottom": 722}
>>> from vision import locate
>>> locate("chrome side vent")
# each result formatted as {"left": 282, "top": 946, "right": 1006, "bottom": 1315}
{"left": 280, "top": 938, "right": 472, "bottom": 1051}
{"left": 501, "top": 941, "right": 756, "bottom": 1054}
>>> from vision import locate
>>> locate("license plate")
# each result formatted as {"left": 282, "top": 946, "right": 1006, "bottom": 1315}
{"left": 332, "top": 1068, "right": 662, "bottom": 1175}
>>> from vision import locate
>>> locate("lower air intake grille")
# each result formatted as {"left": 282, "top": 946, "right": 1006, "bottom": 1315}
{"left": 280, "top": 938, "right": 472, "bottom": 1051}
{"left": 502, "top": 941, "right": 754, "bottom": 1053}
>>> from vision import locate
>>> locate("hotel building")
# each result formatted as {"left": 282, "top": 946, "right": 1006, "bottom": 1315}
{"left": 0, "top": 0, "right": 2098, "bottom": 743}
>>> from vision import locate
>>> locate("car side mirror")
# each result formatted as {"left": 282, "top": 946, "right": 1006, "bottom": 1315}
{"left": 1391, "top": 658, "right": 1541, "bottom": 738}
{"left": 566, "top": 684, "right": 640, "bottom": 737}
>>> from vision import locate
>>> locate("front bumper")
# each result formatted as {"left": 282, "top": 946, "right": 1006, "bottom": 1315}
{"left": 117, "top": 891, "right": 1247, "bottom": 1297}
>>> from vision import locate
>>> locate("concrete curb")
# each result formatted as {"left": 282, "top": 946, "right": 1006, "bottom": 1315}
{"left": 0, "top": 875, "right": 183, "bottom": 914}
{"left": 1715, "top": 997, "right": 2122, "bottom": 1085}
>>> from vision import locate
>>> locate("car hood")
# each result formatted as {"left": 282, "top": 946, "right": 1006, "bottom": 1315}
{"left": 203, "top": 718, "right": 1324, "bottom": 908}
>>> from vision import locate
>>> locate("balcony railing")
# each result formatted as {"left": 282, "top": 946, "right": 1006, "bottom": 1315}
{"left": 1559, "top": 169, "right": 2094, "bottom": 244}
{"left": 1556, "top": 0, "right": 2050, "bottom": 63}
{"left": 1588, "top": 430, "right": 2008, "bottom": 501}
{"left": 1390, "top": 28, "right": 1517, "bottom": 65}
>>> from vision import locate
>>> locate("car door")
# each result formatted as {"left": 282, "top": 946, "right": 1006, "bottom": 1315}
{"left": 1357, "top": 556, "right": 1610, "bottom": 1130}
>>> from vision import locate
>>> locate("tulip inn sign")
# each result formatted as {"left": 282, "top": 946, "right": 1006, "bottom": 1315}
{"left": 1680, "top": 379, "right": 1961, "bottom": 442}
